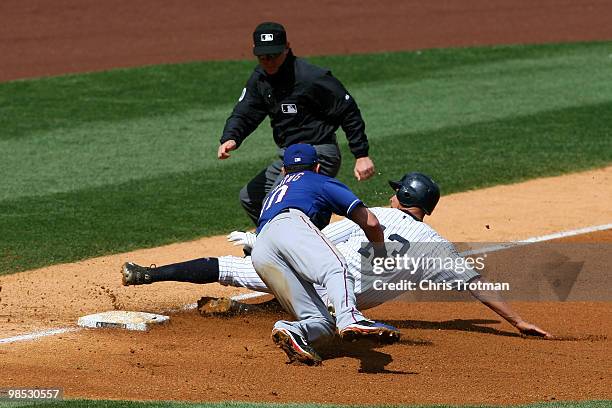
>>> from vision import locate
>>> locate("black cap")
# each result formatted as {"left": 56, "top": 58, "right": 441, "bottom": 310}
{"left": 253, "top": 22, "right": 287, "bottom": 56}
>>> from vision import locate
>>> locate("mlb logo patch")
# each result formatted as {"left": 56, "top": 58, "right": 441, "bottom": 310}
{"left": 261, "top": 33, "right": 274, "bottom": 42}
{"left": 281, "top": 104, "right": 298, "bottom": 114}
{"left": 294, "top": 157, "right": 302, "bottom": 163}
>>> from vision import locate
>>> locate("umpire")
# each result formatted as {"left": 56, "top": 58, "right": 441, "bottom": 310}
{"left": 218, "top": 22, "right": 375, "bottom": 225}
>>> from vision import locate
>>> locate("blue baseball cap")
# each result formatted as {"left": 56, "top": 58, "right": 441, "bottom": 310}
{"left": 283, "top": 144, "right": 318, "bottom": 167}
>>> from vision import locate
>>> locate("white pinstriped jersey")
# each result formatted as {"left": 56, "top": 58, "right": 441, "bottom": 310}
{"left": 218, "top": 207, "right": 479, "bottom": 310}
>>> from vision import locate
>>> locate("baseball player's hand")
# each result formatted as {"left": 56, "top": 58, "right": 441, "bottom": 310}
{"left": 218, "top": 140, "right": 237, "bottom": 159}
{"left": 372, "top": 242, "right": 389, "bottom": 261}
{"left": 227, "top": 231, "right": 257, "bottom": 251}
{"left": 354, "top": 156, "right": 375, "bottom": 181}
{"left": 515, "top": 320, "right": 553, "bottom": 339}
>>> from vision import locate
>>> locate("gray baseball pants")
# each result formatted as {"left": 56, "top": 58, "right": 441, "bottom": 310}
{"left": 251, "top": 209, "right": 365, "bottom": 344}
{"left": 239, "top": 143, "right": 341, "bottom": 225}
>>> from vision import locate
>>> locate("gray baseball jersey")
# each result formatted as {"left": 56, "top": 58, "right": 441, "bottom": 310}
{"left": 219, "top": 207, "right": 480, "bottom": 310}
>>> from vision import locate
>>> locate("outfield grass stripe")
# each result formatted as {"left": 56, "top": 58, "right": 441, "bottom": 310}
{"left": 0, "top": 60, "right": 256, "bottom": 141}
{"left": 2, "top": 42, "right": 610, "bottom": 143}
{"left": 0, "top": 107, "right": 277, "bottom": 201}
{"left": 360, "top": 55, "right": 612, "bottom": 138}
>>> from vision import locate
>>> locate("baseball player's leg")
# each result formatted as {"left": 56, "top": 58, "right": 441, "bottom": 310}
{"left": 268, "top": 211, "right": 367, "bottom": 330}
{"left": 218, "top": 255, "right": 379, "bottom": 314}
{"left": 122, "top": 248, "right": 379, "bottom": 315}
{"left": 272, "top": 281, "right": 336, "bottom": 345}
{"left": 269, "top": 211, "right": 399, "bottom": 342}
{"left": 238, "top": 159, "right": 283, "bottom": 225}
{"left": 122, "top": 253, "right": 322, "bottom": 307}
{"left": 218, "top": 255, "right": 271, "bottom": 293}
{"left": 251, "top": 224, "right": 336, "bottom": 343}
{"left": 121, "top": 257, "right": 219, "bottom": 285}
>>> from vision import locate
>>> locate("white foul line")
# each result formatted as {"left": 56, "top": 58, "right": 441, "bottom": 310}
{"left": 1, "top": 222, "right": 610, "bottom": 346}
{"left": 0, "top": 327, "right": 80, "bottom": 345}
{"left": 460, "top": 222, "right": 612, "bottom": 257}
{"left": 519, "top": 223, "right": 612, "bottom": 243}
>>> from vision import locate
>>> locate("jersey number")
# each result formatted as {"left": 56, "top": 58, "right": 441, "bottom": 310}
{"left": 358, "top": 226, "right": 411, "bottom": 259}
{"left": 262, "top": 184, "right": 289, "bottom": 212}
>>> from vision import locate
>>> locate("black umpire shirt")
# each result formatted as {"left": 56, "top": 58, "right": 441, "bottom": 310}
{"left": 220, "top": 50, "right": 370, "bottom": 158}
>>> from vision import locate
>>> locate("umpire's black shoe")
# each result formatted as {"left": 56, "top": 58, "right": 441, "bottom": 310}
{"left": 121, "top": 262, "right": 154, "bottom": 286}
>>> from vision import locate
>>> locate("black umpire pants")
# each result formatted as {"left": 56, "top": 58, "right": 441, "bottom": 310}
{"left": 239, "top": 143, "right": 342, "bottom": 225}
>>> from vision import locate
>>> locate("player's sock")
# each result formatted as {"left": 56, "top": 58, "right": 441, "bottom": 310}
{"left": 149, "top": 257, "right": 220, "bottom": 283}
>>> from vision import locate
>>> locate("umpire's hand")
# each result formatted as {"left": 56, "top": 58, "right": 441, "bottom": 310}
{"left": 218, "top": 140, "right": 238, "bottom": 159}
{"left": 354, "top": 156, "right": 376, "bottom": 181}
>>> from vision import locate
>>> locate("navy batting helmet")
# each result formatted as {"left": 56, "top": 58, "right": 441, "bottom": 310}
{"left": 388, "top": 172, "right": 440, "bottom": 215}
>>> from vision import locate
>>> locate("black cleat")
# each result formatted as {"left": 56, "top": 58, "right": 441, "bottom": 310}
{"left": 272, "top": 327, "right": 322, "bottom": 366}
{"left": 121, "top": 262, "right": 155, "bottom": 286}
{"left": 339, "top": 320, "right": 401, "bottom": 344}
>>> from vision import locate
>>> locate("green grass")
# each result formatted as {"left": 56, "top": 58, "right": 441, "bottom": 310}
{"left": 1, "top": 400, "right": 610, "bottom": 408}
{"left": 1, "top": 41, "right": 612, "bottom": 274}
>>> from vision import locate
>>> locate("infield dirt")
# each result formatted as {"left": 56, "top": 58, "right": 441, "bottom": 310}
{"left": 1, "top": 1, "right": 611, "bottom": 405}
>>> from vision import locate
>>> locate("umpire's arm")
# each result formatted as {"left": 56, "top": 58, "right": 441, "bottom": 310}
{"left": 311, "top": 73, "right": 370, "bottom": 158}
{"left": 310, "top": 73, "right": 375, "bottom": 180}
{"left": 219, "top": 75, "right": 267, "bottom": 158}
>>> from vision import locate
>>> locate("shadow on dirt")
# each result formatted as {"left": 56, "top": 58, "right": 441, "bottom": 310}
{"left": 387, "top": 318, "right": 605, "bottom": 342}
{"left": 319, "top": 339, "right": 421, "bottom": 375}
{"left": 387, "top": 318, "right": 522, "bottom": 338}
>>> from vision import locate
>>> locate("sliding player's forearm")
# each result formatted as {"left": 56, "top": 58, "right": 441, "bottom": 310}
{"left": 469, "top": 278, "right": 522, "bottom": 326}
